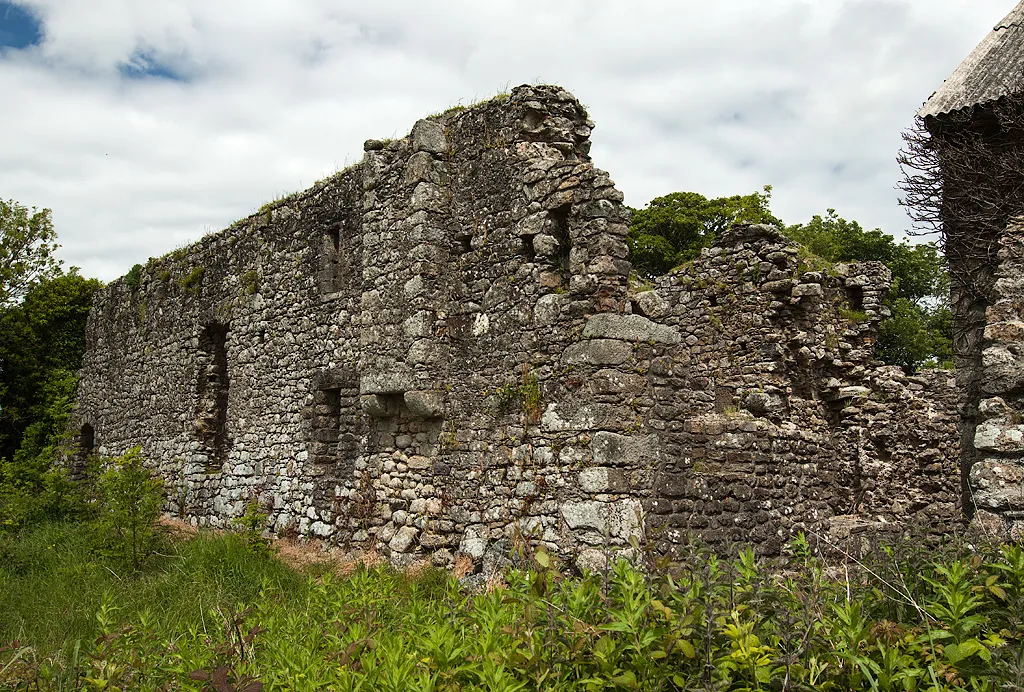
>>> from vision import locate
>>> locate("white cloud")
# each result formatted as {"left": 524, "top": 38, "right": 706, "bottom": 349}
{"left": 0, "top": 0, "right": 1011, "bottom": 280}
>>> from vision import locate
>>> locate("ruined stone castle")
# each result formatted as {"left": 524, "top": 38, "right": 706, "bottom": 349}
{"left": 73, "top": 85, "right": 968, "bottom": 568}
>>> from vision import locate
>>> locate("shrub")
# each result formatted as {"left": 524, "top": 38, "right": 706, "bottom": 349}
{"left": 92, "top": 447, "right": 164, "bottom": 570}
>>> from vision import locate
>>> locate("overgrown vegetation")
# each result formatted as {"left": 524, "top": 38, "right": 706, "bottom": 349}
{"left": 123, "top": 263, "right": 143, "bottom": 292}
{"left": 0, "top": 270, "right": 102, "bottom": 530}
{"left": 627, "top": 187, "right": 780, "bottom": 277}
{"left": 492, "top": 365, "right": 544, "bottom": 424}
{"left": 3, "top": 520, "right": 1024, "bottom": 690}
{"left": 179, "top": 266, "right": 204, "bottom": 294}
{"left": 628, "top": 191, "right": 952, "bottom": 372}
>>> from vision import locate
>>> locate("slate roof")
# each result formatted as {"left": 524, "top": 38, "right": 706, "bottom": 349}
{"left": 920, "top": 2, "right": 1024, "bottom": 118}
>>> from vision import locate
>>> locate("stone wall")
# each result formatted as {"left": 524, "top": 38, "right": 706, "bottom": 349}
{"left": 73, "top": 85, "right": 964, "bottom": 567}
{"left": 966, "top": 221, "right": 1024, "bottom": 540}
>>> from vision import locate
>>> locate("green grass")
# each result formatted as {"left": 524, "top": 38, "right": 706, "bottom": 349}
{"left": 3, "top": 523, "right": 1024, "bottom": 691}
{"left": 0, "top": 522, "right": 304, "bottom": 661}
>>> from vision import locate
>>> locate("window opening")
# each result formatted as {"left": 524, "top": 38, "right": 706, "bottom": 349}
{"left": 80, "top": 423, "right": 95, "bottom": 456}
{"left": 549, "top": 204, "right": 571, "bottom": 274}
{"left": 196, "top": 323, "right": 229, "bottom": 471}
{"left": 847, "top": 286, "right": 865, "bottom": 312}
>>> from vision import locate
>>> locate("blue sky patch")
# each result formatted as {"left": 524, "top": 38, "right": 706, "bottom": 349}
{"left": 119, "top": 50, "right": 187, "bottom": 81}
{"left": 0, "top": 2, "right": 43, "bottom": 50}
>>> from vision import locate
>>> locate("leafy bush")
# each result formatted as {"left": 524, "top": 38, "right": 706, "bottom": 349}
{"left": 233, "top": 499, "right": 271, "bottom": 557}
{"left": 91, "top": 447, "right": 165, "bottom": 570}
{"left": 3, "top": 528, "right": 1024, "bottom": 691}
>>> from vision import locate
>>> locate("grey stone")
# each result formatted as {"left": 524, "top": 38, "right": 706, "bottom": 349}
{"left": 576, "top": 548, "right": 608, "bottom": 573}
{"left": 974, "top": 421, "right": 1024, "bottom": 453}
{"left": 410, "top": 182, "right": 444, "bottom": 213}
{"left": 561, "top": 501, "right": 606, "bottom": 532}
{"left": 389, "top": 525, "right": 419, "bottom": 553}
{"left": 361, "top": 394, "right": 395, "bottom": 418}
{"left": 634, "top": 290, "right": 669, "bottom": 319}
{"left": 743, "top": 391, "right": 785, "bottom": 415}
{"left": 562, "top": 339, "right": 633, "bottom": 366}
{"left": 792, "top": 283, "right": 823, "bottom": 298}
{"left": 582, "top": 313, "right": 681, "bottom": 344}
{"left": 579, "top": 466, "right": 628, "bottom": 493}
{"left": 411, "top": 119, "right": 447, "bottom": 155}
{"left": 837, "top": 386, "right": 871, "bottom": 399}
{"left": 405, "top": 390, "right": 445, "bottom": 418}
{"left": 533, "top": 234, "right": 560, "bottom": 257}
{"left": 970, "top": 459, "right": 1024, "bottom": 510}
{"left": 534, "top": 294, "right": 567, "bottom": 325}
{"left": 591, "top": 432, "right": 660, "bottom": 467}
{"left": 361, "top": 369, "right": 414, "bottom": 394}
{"left": 404, "top": 151, "right": 435, "bottom": 186}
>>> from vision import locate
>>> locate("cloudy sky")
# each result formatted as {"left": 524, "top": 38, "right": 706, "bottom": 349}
{"left": 0, "top": 0, "right": 1010, "bottom": 281}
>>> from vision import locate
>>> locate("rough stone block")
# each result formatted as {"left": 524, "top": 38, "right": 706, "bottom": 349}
{"left": 579, "top": 466, "right": 628, "bottom": 493}
{"left": 576, "top": 548, "right": 608, "bottom": 573}
{"left": 533, "top": 233, "right": 560, "bottom": 257}
{"left": 974, "top": 420, "right": 1024, "bottom": 453}
{"left": 592, "top": 431, "right": 660, "bottom": 467}
{"left": 541, "top": 403, "right": 634, "bottom": 432}
{"left": 410, "top": 182, "right": 444, "bottom": 213}
{"left": 837, "top": 386, "right": 871, "bottom": 399}
{"left": 583, "top": 313, "right": 681, "bottom": 344}
{"left": 634, "top": 290, "right": 669, "bottom": 319}
{"left": 561, "top": 501, "right": 606, "bottom": 532}
{"left": 360, "top": 369, "right": 414, "bottom": 394}
{"left": 562, "top": 339, "right": 633, "bottom": 366}
{"left": 408, "top": 339, "right": 447, "bottom": 365}
{"left": 403, "top": 151, "right": 435, "bottom": 186}
{"left": 791, "top": 283, "right": 823, "bottom": 298}
{"left": 970, "top": 459, "right": 1024, "bottom": 510}
{"left": 411, "top": 118, "right": 447, "bottom": 155}
{"left": 404, "top": 390, "right": 445, "bottom": 418}
{"left": 983, "top": 320, "right": 1024, "bottom": 343}
{"left": 360, "top": 394, "right": 394, "bottom": 418}
{"left": 982, "top": 344, "right": 1024, "bottom": 393}
{"left": 534, "top": 293, "right": 567, "bottom": 325}
{"left": 389, "top": 525, "right": 419, "bottom": 553}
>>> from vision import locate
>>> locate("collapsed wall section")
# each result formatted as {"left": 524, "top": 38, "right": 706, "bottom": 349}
{"left": 636, "top": 225, "right": 961, "bottom": 555}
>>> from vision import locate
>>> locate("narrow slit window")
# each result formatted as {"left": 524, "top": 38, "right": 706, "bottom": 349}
{"left": 312, "top": 388, "right": 342, "bottom": 464}
{"left": 196, "top": 323, "right": 230, "bottom": 471}
{"left": 327, "top": 223, "right": 341, "bottom": 253}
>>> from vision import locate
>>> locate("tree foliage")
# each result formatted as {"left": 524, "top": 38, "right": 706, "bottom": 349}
{"left": 0, "top": 270, "right": 102, "bottom": 528}
{"left": 93, "top": 447, "right": 166, "bottom": 569}
{"left": 783, "top": 210, "right": 951, "bottom": 371}
{"left": 0, "top": 198, "right": 61, "bottom": 308}
{"left": 627, "top": 186, "right": 781, "bottom": 277}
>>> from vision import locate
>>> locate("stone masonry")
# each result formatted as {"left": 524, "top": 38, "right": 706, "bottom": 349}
{"left": 73, "top": 85, "right": 963, "bottom": 568}
{"left": 967, "top": 221, "right": 1024, "bottom": 540}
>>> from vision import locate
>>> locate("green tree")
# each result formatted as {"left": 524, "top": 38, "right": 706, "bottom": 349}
{"left": 784, "top": 210, "right": 947, "bottom": 305}
{"left": 0, "top": 198, "right": 61, "bottom": 307}
{"left": 629, "top": 188, "right": 951, "bottom": 372}
{"left": 0, "top": 270, "right": 102, "bottom": 528}
{"left": 627, "top": 186, "right": 781, "bottom": 277}
{"left": 783, "top": 209, "right": 951, "bottom": 371}
{"left": 93, "top": 447, "right": 165, "bottom": 569}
